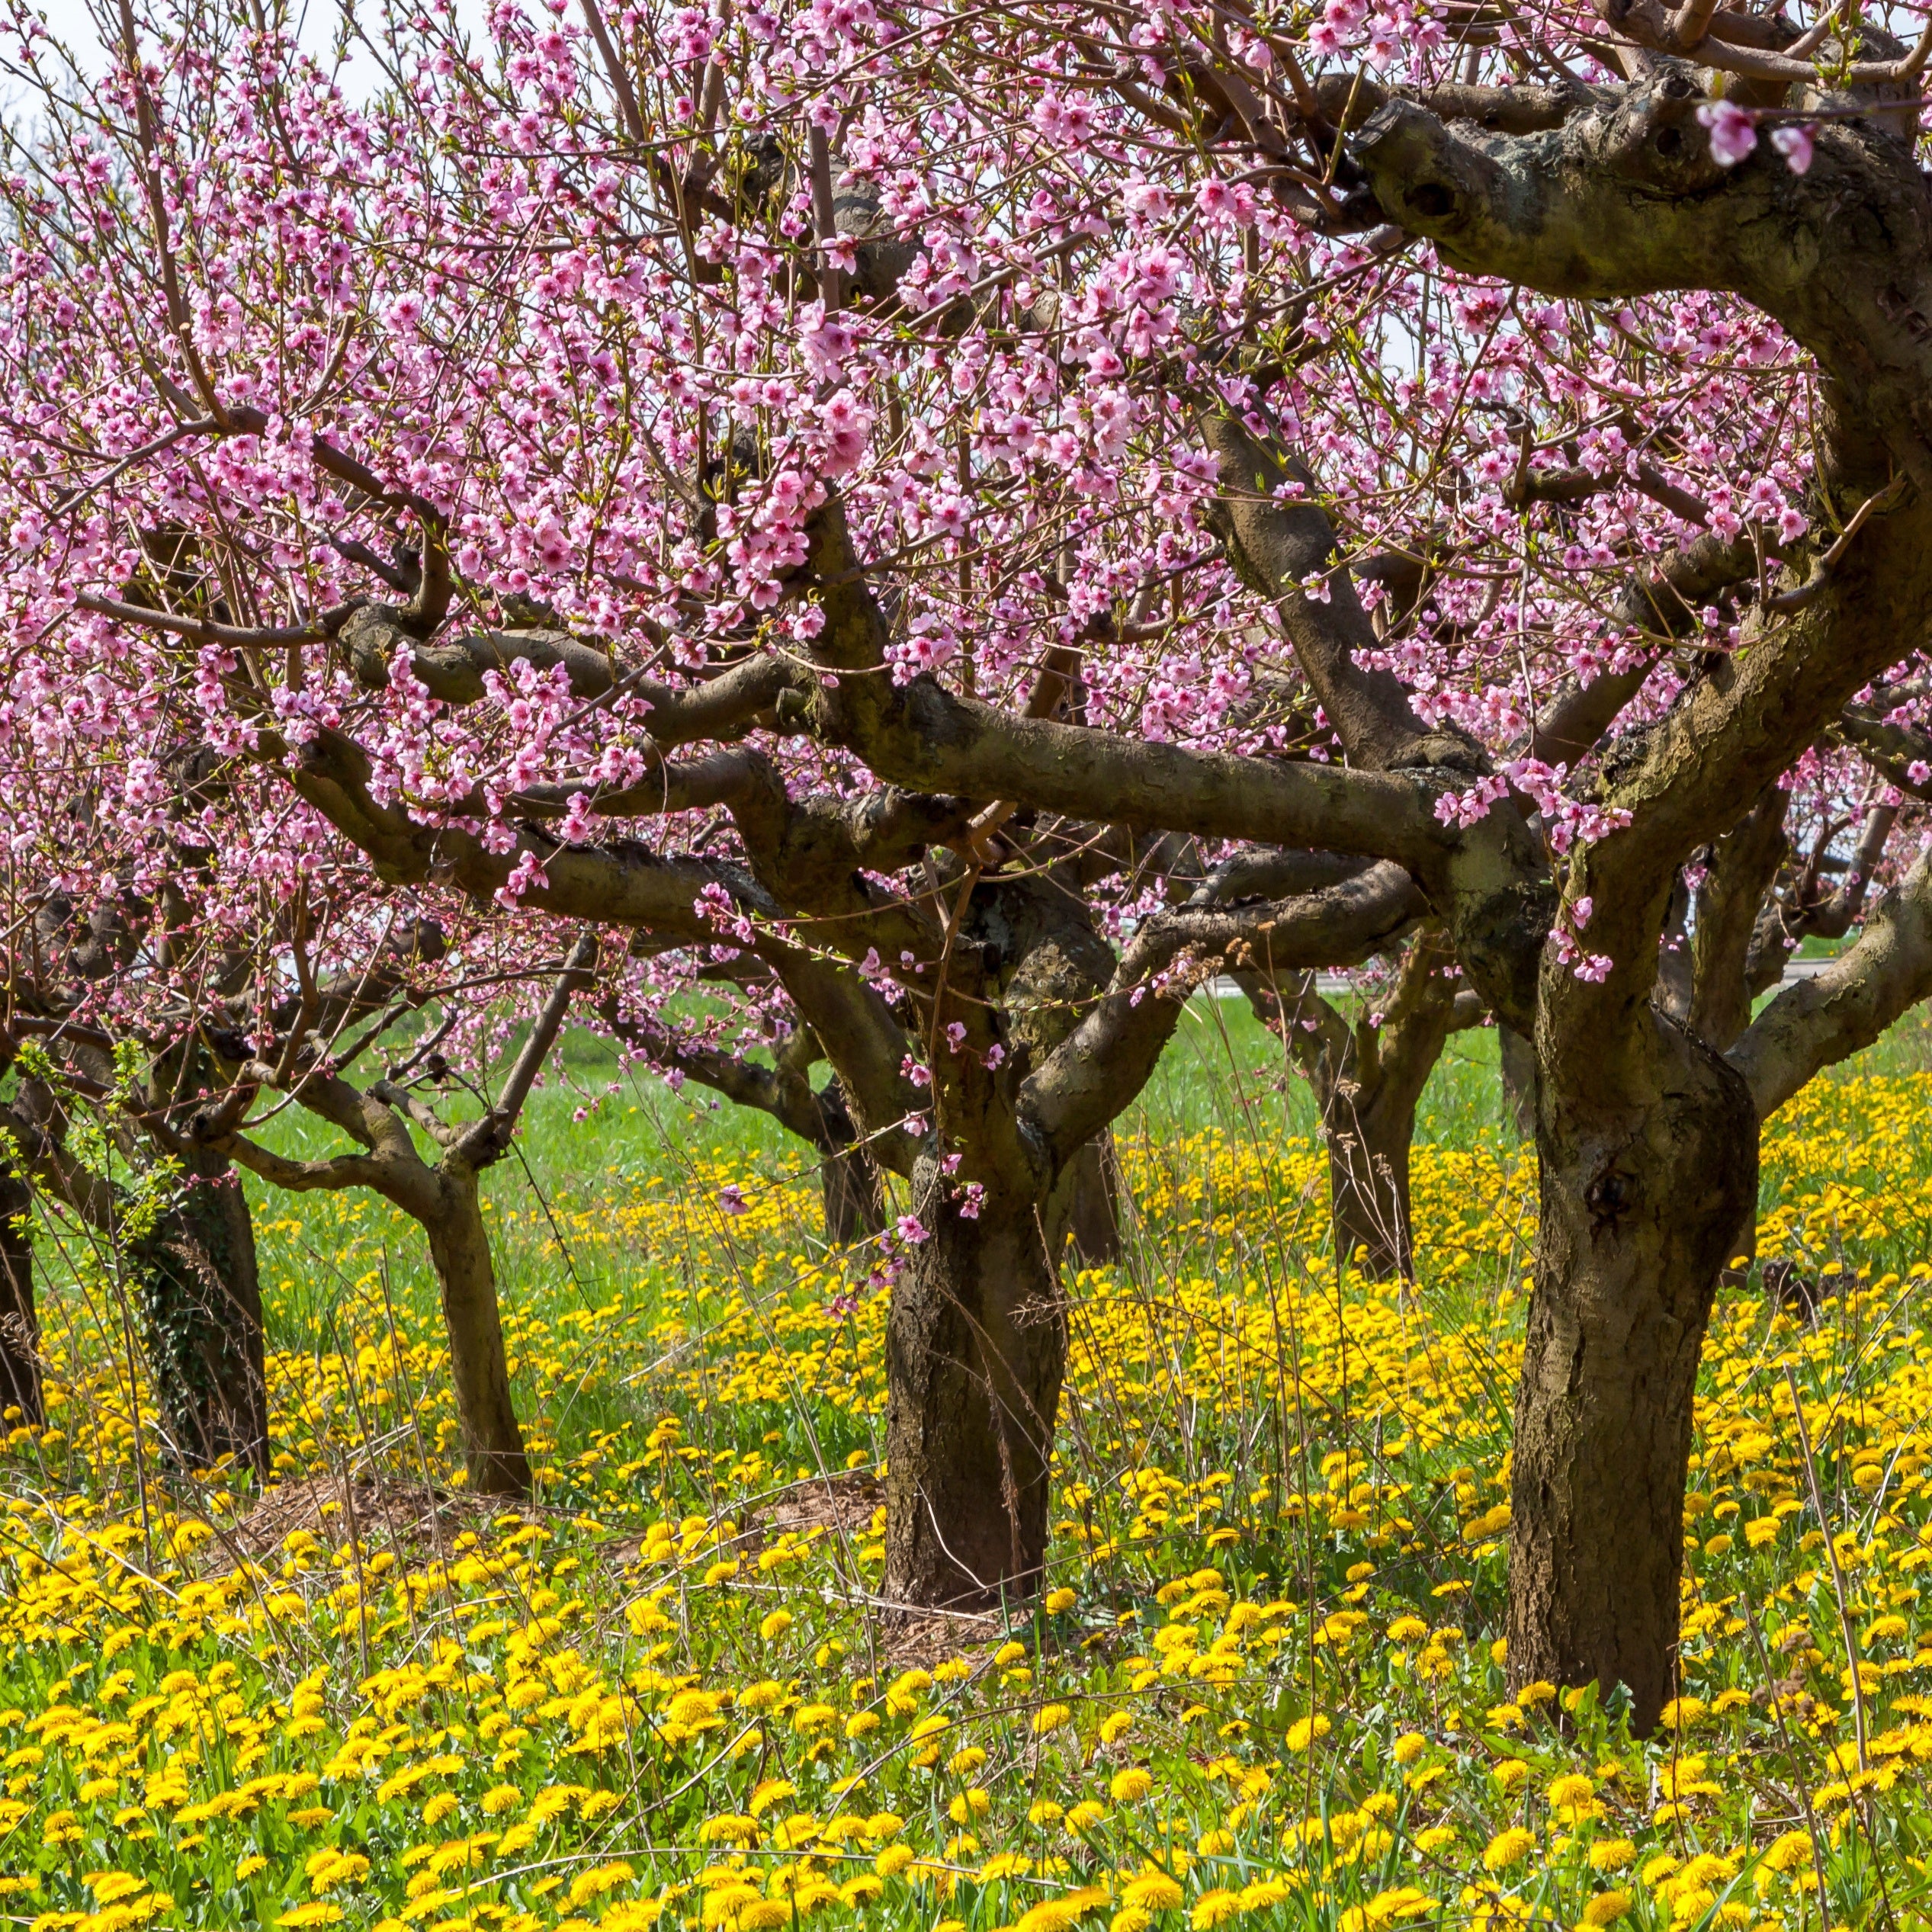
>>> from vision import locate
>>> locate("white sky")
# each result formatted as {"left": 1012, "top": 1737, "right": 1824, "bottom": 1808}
{"left": 11, "top": 0, "right": 486, "bottom": 93}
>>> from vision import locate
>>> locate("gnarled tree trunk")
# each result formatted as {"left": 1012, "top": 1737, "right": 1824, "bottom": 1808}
{"left": 1323, "top": 1077, "right": 1424, "bottom": 1279}
{"left": 422, "top": 1162, "right": 531, "bottom": 1496}
{"left": 1063, "top": 1132, "right": 1125, "bottom": 1267}
{"left": 137, "top": 1147, "right": 268, "bottom": 1475}
{"left": 1510, "top": 1016, "right": 1757, "bottom": 1733}
{"left": 1243, "top": 930, "right": 1471, "bottom": 1277}
{"left": 1498, "top": 1025, "right": 1538, "bottom": 1139}
{"left": 882, "top": 1165, "right": 1066, "bottom": 1609}
{"left": 0, "top": 1159, "right": 40, "bottom": 1427}
{"left": 816, "top": 1080, "right": 887, "bottom": 1246}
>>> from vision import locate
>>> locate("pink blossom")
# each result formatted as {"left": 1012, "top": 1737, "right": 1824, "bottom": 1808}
{"left": 1770, "top": 124, "right": 1815, "bottom": 175}
{"left": 1696, "top": 101, "right": 1758, "bottom": 168}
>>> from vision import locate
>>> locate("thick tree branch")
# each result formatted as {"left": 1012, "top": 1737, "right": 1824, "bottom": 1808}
{"left": 1687, "top": 783, "right": 1789, "bottom": 1051}
{"left": 1024, "top": 860, "right": 1426, "bottom": 1156}
{"left": 1731, "top": 848, "right": 1932, "bottom": 1116}
{"left": 1315, "top": 71, "right": 1590, "bottom": 135}
{"left": 455, "top": 929, "right": 599, "bottom": 1167}
{"left": 1529, "top": 531, "right": 1762, "bottom": 767}
{"left": 801, "top": 498, "right": 1449, "bottom": 865}
{"left": 284, "top": 727, "right": 726, "bottom": 938}
{"left": 342, "top": 605, "right": 800, "bottom": 742}
{"left": 1835, "top": 704, "right": 1932, "bottom": 802}
{"left": 221, "top": 1134, "right": 393, "bottom": 1196}
{"left": 1186, "top": 847, "right": 1375, "bottom": 907}
{"left": 1200, "top": 412, "right": 1479, "bottom": 774}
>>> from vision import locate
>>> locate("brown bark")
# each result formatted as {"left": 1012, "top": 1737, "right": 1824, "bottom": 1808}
{"left": 1243, "top": 932, "right": 1470, "bottom": 1276}
{"left": 214, "top": 933, "right": 595, "bottom": 1498}
{"left": 136, "top": 1146, "right": 268, "bottom": 1475}
{"left": 1062, "top": 1134, "right": 1125, "bottom": 1267}
{"left": 826, "top": 1128, "right": 892, "bottom": 1236}
{"left": 1510, "top": 1013, "right": 1758, "bottom": 1734}
{"left": 1323, "top": 1082, "right": 1423, "bottom": 1279}
{"left": 0, "top": 1160, "right": 40, "bottom": 1427}
{"left": 421, "top": 1163, "right": 531, "bottom": 1496}
{"left": 1689, "top": 785, "right": 1789, "bottom": 1051}
{"left": 883, "top": 1167, "right": 1064, "bottom": 1609}
{"left": 1498, "top": 1025, "right": 1539, "bottom": 1138}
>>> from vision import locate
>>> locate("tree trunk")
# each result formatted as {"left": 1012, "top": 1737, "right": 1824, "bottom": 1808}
{"left": 822, "top": 1146, "right": 886, "bottom": 1245}
{"left": 422, "top": 1165, "right": 531, "bottom": 1496}
{"left": 1063, "top": 1133, "right": 1124, "bottom": 1266}
{"left": 1498, "top": 1025, "right": 1538, "bottom": 1138}
{"left": 883, "top": 1167, "right": 1065, "bottom": 1609}
{"left": 136, "top": 1148, "right": 268, "bottom": 1474}
{"left": 0, "top": 1160, "right": 40, "bottom": 1427}
{"left": 1322, "top": 1075, "right": 1417, "bottom": 1278}
{"left": 817, "top": 1083, "right": 887, "bottom": 1246}
{"left": 1509, "top": 1019, "right": 1757, "bottom": 1735}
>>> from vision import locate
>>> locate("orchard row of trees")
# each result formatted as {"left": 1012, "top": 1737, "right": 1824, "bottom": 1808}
{"left": 9, "top": 0, "right": 1932, "bottom": 1735}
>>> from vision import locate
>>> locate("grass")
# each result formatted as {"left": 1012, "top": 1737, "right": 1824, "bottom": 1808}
{"left": 0, "top": 996, "right": 1928, "bottom": 1930}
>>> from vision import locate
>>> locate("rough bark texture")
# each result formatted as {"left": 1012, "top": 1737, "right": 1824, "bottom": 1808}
{"left": 422, "top": 1164, "right": 531, "bottom": 1496}
{"left": 136, "top": 1147, "right": 268, "bottom": 1474}
{"left": 1356, "top": 78, "right": 1932, "bottom": 1725}
{"left": 208, "top": 67, "right": 1932, "bottom": 1676}
{"left": 1498, "top": 1026, "right": 1539, "bottom": 1138}
{"left": 1242, "top": 932, "right": 1471, "bottom": 1276}
{"left": 821, "top": 1139, "right": 887, "bottom": 1247}
{"left": 883, "top": 1167, "right": 1064, "bottom": 1608}
{"left": 0, "top": 1160, "right": 40, "bottom": 1427}
{"left": 814, "top": 1079, "right": 887, "bottom": 1246}
{"left": 1511, "top": 1014, "right": 1758, "bottom": 1733}
{"left": 1689, "top": 785, "right": 1789, "bottom": 1051}
{"left": 1324, "top": 1084, "right": 1423, "bottom": 1279}
{"left": 1064, "top": 1134, "right": 1125, "bottom": 1267}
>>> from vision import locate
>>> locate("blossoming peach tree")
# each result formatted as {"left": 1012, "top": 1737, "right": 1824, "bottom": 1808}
{"left": 9, "top": 0, "right": 1932, "bottom": 1731}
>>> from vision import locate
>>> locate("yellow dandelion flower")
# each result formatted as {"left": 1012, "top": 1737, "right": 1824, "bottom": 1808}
{"left": 570, "top": 1861, "right": 637, "bottom": 1908}
{"left": 1579, "top": 1891, "right": 1632, "bottom": 1926}
{"left": 1191, "top": 1889, "right": 1243, "bottom": 1928}
{"left": 1111, "top": 1769, "right": 1154, "bottom": 1804}
{"left": 1760, "top": 1831, "right": 1814, "bottom": 1874}
{"left": 1122, "top": 1873, "right": 1185, "bottom": 1912}
{"left": 1484, "top": 1828, "right": 1536, "bottom": 1872}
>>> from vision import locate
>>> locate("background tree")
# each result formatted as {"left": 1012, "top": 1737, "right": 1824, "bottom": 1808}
{"left": 1234, "top": 924, "right": 1482, "bottom": 1278}
{"left": 598, "top": 991, "right": 889, "bottom": 1247}
{"left": 191, "top": 927, "right": 599, "bottom": 1497}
